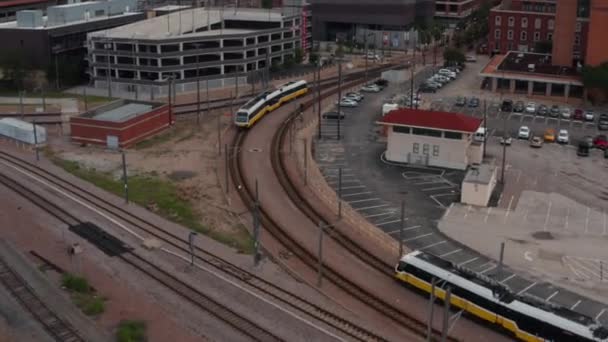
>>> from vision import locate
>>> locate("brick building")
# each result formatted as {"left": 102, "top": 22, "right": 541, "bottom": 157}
{"left": 435, "top": 0, "right": 486, "bottom": 20}
{"left": 488, "top": 0, "right": 589, "bottom": 63}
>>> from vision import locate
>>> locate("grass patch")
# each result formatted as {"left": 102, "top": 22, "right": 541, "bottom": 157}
{"left": 117, "top": 320, "right": 147, "bottom": 342}
{"left": 62, "top": 274, "right": 90, "bottom": 293}
{"left": 73, "top": 292, "right": 105, "bottom": 316}
{"left": 47, "top": 151, "right": 254, "bottom": 254}
{"left": 134, "top": 127, "right": 183, "bottom": 150}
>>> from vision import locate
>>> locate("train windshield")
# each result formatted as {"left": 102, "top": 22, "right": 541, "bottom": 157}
{"left": 235, "top": 111, "right": 249, "bottom": 123}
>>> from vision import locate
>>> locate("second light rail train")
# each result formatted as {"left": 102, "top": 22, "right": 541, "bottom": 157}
{"left": 234, "top": 80, "right": 308, "bottom": 128}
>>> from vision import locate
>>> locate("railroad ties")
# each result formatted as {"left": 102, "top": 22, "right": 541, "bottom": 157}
{"left": 0, "top": 256, "right": 85, "bottom": 342}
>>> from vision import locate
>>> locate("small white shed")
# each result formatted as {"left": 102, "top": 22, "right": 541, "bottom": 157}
{"left": 0, "top": 118, "right": 47, "bottom": 145}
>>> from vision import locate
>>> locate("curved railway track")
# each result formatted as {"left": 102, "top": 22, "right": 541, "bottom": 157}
{"left": 230, "top": 67, "right": 459, "bottom": 341}
{"left": 0, "top": 170, "right": 281, "bottom": 342}
{"left": 0, "top": 151, "right": 388, "bottom": 342}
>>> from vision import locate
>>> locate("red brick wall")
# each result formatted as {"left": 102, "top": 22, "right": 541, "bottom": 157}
{"left": 586, "top": 0, "right": 608, "bottom": 66}
{"left": 70, "top": 105, "right": 171, "bottom": 148}
{"left": 552, "top": 0, "right": 577, "bottom": 66}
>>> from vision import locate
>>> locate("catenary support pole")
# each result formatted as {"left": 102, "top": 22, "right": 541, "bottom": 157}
{"left": 337, "top": 61, "right": 342, "bottom": 140}
{"left": 441, "top": 287, "right": 452, "bottom": 342}
{"left": 426, "top": 277, "right": 436, "bottom": 341}
{"left": 483, "top": 99, "right": 487, "bottom": 159}
{"left": 316, "top": 221, "right": 324, "bottom": 287}
{"left": 197, "top": 56, "right": 201, "bottom": 125}
{"left": 224, "top": 143, "right": 229, "bottom": 193}
{"left": 33, "top": 120, "right": 39, "bottom": 161}
{"left": 188, "top": 232, "right": 197, "bottom": 266}
{"left": 121, "top": 151, "right": 129, "bottom": 204}
{"left": 254, "top": 179, "right": 261, "bottom": 266}
{"left": 303, "top": 138, "right": 308, "bottom": 185}
{"left": 501, "top": 111, "right": 507, "bottom": 184}
{"left": 317, "top": 66, "right": 322, "bottom": 139}
{"left": 338, "top": 167, "right": 342, "bottom": 218}
{"left": 83, "top": 87, "right": 88, "bottom": 112}
{"left": 399, "top": 200, "right": 405, "bottom": 258}
{"left": 42, "top": 87, "right": 46, "bottom": 111}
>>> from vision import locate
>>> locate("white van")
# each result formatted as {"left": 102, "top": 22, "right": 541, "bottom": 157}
{"left": 473, "top": 127, "right": 487, "bottom": 142}
{"left": 382, "top": 103, "right": 399, "bottom": 116}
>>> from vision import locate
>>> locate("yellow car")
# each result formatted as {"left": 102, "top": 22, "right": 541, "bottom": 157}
{"left": 543, "top": 128, "right": 556, "bottom": 142}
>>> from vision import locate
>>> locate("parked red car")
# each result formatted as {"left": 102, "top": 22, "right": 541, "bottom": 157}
{"left": 573, "top": 108, "right": 584, "bottom": 121}
{"left": 593, "top": 134, "right": 608, "bottom": 150}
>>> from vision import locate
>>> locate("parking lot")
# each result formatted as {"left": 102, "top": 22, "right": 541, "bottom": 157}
{"left": 312, "top": 63, "right": 608, "bottom": 327}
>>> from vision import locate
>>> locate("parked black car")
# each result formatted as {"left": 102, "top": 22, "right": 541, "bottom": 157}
{"left": 455, "top": 96, "right": 467, "bottom": 106}
{"left": 513, "top": 101, "right": 525, "bottom": 113}
{"left": 598, "top": 114, "right": 608, "bottom": 130}
{"left": 577, "top": 141, "right": 590, "bottom": 157}
{"left": 468, "top": 97, "right": 480, "bottom": 108}
{"left": 374, "top": 79, "right": 389, "bottom": 88}
{"left": 537, "top": 105, "right": 549, "bottom": 116}
{"left": 322, "top": 111, "right": 345, "bottom": 120}
{"left": 418, "top": 84, "right": 436, "bottom": 93}
{"left": 501, "top": 99, "right": 513, "bottom": 112}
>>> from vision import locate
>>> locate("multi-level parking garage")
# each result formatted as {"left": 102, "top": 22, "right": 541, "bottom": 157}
{"left": 87, "top": 7, "right": 304, "bottom": 95}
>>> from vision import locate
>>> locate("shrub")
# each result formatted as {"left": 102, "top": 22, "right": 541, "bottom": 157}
{"left": 62, "top": 274, "right": 90, "bottom": 293}
{"left": 117, "top": 320, "right": 147, "bottom": 342}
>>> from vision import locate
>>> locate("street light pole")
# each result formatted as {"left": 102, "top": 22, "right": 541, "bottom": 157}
{"left": 337, "top": 60, "right": 342, "bottom": 140}
{"left": 196, "top": 52, "right": 201, "bottom": 125}
{"left": 105, "top": 41, "right": 112, "bottom": 98}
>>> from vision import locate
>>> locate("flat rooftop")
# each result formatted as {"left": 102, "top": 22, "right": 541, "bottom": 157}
{"left": 480, "top": 52, "right": 583, "bottom": 85}
{"left": 0, "top": 11, "right": 141, "bottom": 30}
{"left": 91, "top": 7, "right": 286, "bottom": 40}
{"left": 463, "top": 164, "right": 495, "bottom": 185}
{"left": 79, "top": 99, "right": 163, "bottom": 122}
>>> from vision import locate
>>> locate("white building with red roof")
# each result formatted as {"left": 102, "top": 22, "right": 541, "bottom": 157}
{"left": 377, "top": 108, "right": 484, "bottom": 170}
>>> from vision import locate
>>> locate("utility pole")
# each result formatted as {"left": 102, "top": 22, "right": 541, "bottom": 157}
{"left": 196, "top": 51, "right": 201, "bottom": 125}
{"left": 497, "top": 242, "right": 505, "bottom": 276}
{"left": 303, "top": 138, "right": 308, "bottom": 185}
{"left": 364, "top": 31, "right": 369, "bottom": 85}
{"left": 501, "top": 110, "right": 507, "bottom": 184}
{"left": 253, "top": 179, "right": 261, "bottom": 266}
{"left": 32, "top": 120, "right": 39, "bottom": 161}
{"left": 121, "top": 151, "right": 129, "bottom": 204}
{"left": 19, "top": 91, "right": 24, "bottom": 119}
{"left": 41, "top": 87, "right": 46, "bottom": 111}
{"left": 188, "top": 232, "right": 197, "bottom": 266}
{"left": 338, "top": 167, "right": 342, "bottom": 218}
{"left": 316, "top": 221, "right": 324, "bottom": 287}
{"left": 441, "top": 287, "right": 452, "bottom": 342}
{"left": 105, "top": 42, "right": 112, "bottom": 98}
{"left": 317, "top": 66, "right": 321, "bottom": 140}
{"left": 410, "top": 38, "right": 416, "bottom": 109}
{"left": 483, "top": 99, "right": 487, "bottom": 159}
{"left": 399, "top": 200, "right": 405, "bottom": 258}
{"left": 224, "top": 143, "right": 229, "bottom": 193}
{"left": 337, "top": 60, "right": 342, "bottom": 140}
{"left": 426, "top": 278, "right": 436, "bottom": 342}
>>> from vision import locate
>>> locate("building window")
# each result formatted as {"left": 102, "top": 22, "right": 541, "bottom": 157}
{"left": 508, "top": 16, "right": 514, "bottom": 27}
{"left": 494, "top": 29, "right": 501, "bottom": 39}
{"left": 520, "top": 31, "right": 527, "bottom": 41}
{"left": 547, "top": 32, "right": 553, "bottom": 41}
{"left": 507, "top": 42, "right": 514, "bottom": 51}
{"left": 535, "top": 18, "right": 542, "bottom": 29}
{"left": 432, "top": 145, "right": 440, "bottom": 157}
{"left": 413, "top": 143, "right": 419, "bottom": 154}
{"left": 444, "top": 132, "right": 462, "bottom": 140}
{"left": 521, "top": 17, "right": 528, "bottom": 28}
{"left": 548, "top": 19, "right": 554, "bottom": 30}
{"left": 393, "top": 126, "right": 410, "bottom": 134}
{"left": 495, "top": 15, "right": 502, "bottom": 26}
{"left": 412, "top": 128, "right": 442, "bottom": 137}
{"left": 533, "top": 32, "right": 541, "bottom": 42}
{"left": 575, "top": 22, "right": 582, "bottom": 32}
{"left": 574, "top": 34, "right": 581, "bottom": 45}
{"left": 422, "top": 144, "right": 429, "bottom": 155}
{"left": 507, "top": 30, "right": 513, "bottom": 40}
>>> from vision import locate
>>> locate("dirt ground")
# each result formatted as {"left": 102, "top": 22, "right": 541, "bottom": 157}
{"left": 48, "top": 111, "right": 248, "bottom": 250}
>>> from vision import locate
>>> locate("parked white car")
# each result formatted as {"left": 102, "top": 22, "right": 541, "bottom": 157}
{"left": 345, "top": 92, "right": 363, "bottom": 102}
{"left": 361, "top": 84, "right": 381, "bottom": 93}
{"left": 518, "top": 126, "right": 531, "bottom": 139}
{"left": 561, "top": 107, "right": 571, "bottom": 119}
{"left": 525, "top": 102, "right": 536, "bottom": 114}
{"left": 338, "top": 98, "right": 358, "bottom": 107}
{"left": 557, "top": 129, "right": 569, "bottom": 144}
{"left": 465, "top": 55, "right": 477, "bottom": 62}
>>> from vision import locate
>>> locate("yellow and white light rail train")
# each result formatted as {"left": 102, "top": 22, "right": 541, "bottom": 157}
{"left": 395, "top": 251, "right": 608, "bottom": 342}
{"left": 234, "top": 80, "right": 308, "bottom": 128}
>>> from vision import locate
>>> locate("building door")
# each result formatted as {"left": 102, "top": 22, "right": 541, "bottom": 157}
{"left": 106, "top": 135, "right": 119, "bottom": 149}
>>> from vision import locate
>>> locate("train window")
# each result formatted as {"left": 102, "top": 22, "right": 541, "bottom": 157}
{"left": 235, "top": 112, "right": 249, "bottom": 122}
{"left": 396, "top": 261, "right": 408, "bottom": 272}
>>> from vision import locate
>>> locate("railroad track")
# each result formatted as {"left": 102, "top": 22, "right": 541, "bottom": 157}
{"left": 0, "top": 171, "right": 281, "bottom": 342}
{"left": 0, "top": 252, "right": 84, "bottom": 342}
{"left": 0, "top": 151, "right": 387, "bottom": 342}
{"left": 230, "top": 65, "right": 458, "bottom": 341}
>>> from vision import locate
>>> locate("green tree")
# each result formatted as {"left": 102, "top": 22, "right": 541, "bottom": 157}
{"left": 335, "top": 43, "right": 344, "bottom": 57}
{"left": 444, "top": 48, "right": 466, "bottom": 66}
{"left": 0, "top": 51, "right": 27, "bottom": 89}
{"left": 294, "top": 48, "right": 303, "bottom": 64}
{"left": 582, "top": 62, "right": 608, "bottom": 90}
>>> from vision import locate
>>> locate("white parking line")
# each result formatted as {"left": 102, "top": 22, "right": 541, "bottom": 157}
{"left": 325, "top": 174, "right": 355, "bottom": 178}
{"left": 565, "top": 207, "right": 570, "bottom": 230}
{"left": 364, "top": 212, "right": 394, "bottom": 219}
{"left": 347, "top": 198, "right": 380, "bottom": 204}
{"left": 318, "top": 162, "right": 348, "bottom": 167}
{"left": 604, "top": 210, "right": 607, "bottom": 235}
{"left": 458, "top": 257, "right": 479, "bottom": 266}
{"left": 596, "top": 309, "right": 606, "bottom": 321}
{"left": 414, "top": 179, "right": 444, "bottom": 185}
{"left": 500, "top": 274, "right": 516, "bottom": 283}
{"left": 387, "top": 225, "right": 422, "bottom": 235}
{"left": 420, "top": 240, "right": 447, "bottom": 250}
{"left": 464, "top": 205, "right": 472, "bottom": 219}
{"left": 439, "top": 249, "right": 462, "bottom": 258}
{"left": 375, "top": 219, "right": 404, "bottom": 226}
{"left": 338, "top": 185, "right": 366, "bottom": 190}
{"left": 327, "top": 180, "right": 360, "bottom": 185}
{"left": 479, "top": 265, "right": 497, "bottom": 274}
{"left": 484, "top": 207, "right": 492, "bottom": 223}
{"left": 422, "top": 185, "right": 455, "bottom": 192}
{"left": 543, "top": 201, "right": 552, "bottom": 231}
{"left": 403, "top": 232, "right": 433, "bottom": 242}
{"left": 585, "top": 207, "right": 590, "bottom": 234}
{"left": 545, "top": 291, "right": 559, "bottom": 302}
{"left": 356, "top": 204, "right": 389, "bottom": 211}
{"left": 571, "top": 300, "right": 582, "bottom": 310}
{"left": 517, "top": 282, "right": 538, "bottom": 295}
{"left": 341, "top": 191, "right": 372, "bottom": 197}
